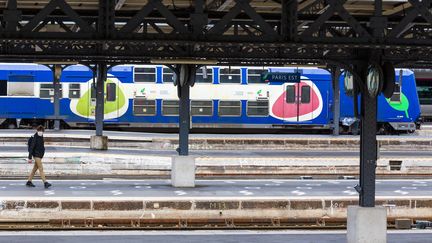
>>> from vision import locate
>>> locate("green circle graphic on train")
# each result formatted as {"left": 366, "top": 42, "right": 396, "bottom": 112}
{"left": 70, "top": 78, "right": 128, "bottom": 120}
{"left": 386, "top": 92, "right": 410, "bottom": 118}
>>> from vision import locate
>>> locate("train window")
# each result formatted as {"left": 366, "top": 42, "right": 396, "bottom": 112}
{"left": 219, "top": 100, "right": 241, "bottom": 116}
{"left": 417, "top": 86, "right": 432, "bottom": 105}
{"left": 247, "top": 100, "right": 269, "bottom": 117}
{"left": 162, "top": 100, "right": 179, "bottom": 116}
{"left": 219, "top": 68, "right": 241, "bottom": 83}
{"left": 134, "top": 67, "right": 156, "bottom": 83}
{"left": 69, "top": 84, "right": 81, "bottom": 98}
{"left": 390, "top": 71, "right": 402, "bottom": 102}
{"left": 301, "top": 86, "right": 311, "bottom": 103}
{"left": 195, "top": 67, "right": 213, "bottom": 83}
{"left": 286, "top": 85, "right": 295, "bottom": 103}
{"left": 133, "top": 99, "right": 156, "bottom": 116}
{"left": 248, "top": 69, "right": 265, "bottom": 83}
{"left": 163, "top": 67, "right": 175, "bottom": 83}
{"left": 0, "top": 80, "right": 6, "bottom": 96}
{"left": 40, "top": 83, "right": 63, "bottom": 98}
{"left": 106, "top": 83, "right": 117, "bottom": 102}
{"left": 191, "top": 100, "right": 213, "bottom": 116}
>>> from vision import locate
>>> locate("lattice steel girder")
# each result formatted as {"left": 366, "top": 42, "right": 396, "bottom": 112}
{"left": 1, "top": 39, "right": 432, "bottom": 66}
{"left": 1, "top": 0, "right": 432, "bottom": 65}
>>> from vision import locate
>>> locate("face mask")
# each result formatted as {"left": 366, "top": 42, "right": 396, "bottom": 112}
{"left": 37, "top": 132, "right": 43, "bottom": 136}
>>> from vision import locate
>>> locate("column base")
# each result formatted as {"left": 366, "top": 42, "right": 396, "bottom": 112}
{"left": 171, "top": 156, "right": 195, "bottom": 187}
{"left": 347, "top": 206, "right": 387, "bottom": 243}
{"left": 90, "top": 135, "right": 108, "bottom": 150}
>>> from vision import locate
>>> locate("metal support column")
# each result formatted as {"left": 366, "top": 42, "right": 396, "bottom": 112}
{"left": 331, "top": 67, "right": 341, "bottom": 135}
{"left": 356, "top": 63, "right": 378, "bottom": 207}
{"left": 95, "top": 63, "right": 107, "bottom": 136}
{"left": 178, "top": 82, "right": 190, "bottom": 155}
{"left": 176, "top": 64, "right": 196, "bottom": 156}
{"left": 53, "top": 65, "right": 61, "bottom": 130}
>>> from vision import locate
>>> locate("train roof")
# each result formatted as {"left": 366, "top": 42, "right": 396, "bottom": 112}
{"left": 0, "top": 63, "right": 414, "bottom": 77}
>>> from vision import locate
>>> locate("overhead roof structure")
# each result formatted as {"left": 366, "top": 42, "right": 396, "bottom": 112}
{"left": 0, "top": 0, "right": 431, "bottom": 66}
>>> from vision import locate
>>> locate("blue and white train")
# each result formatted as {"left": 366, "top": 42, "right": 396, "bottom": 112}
{"left": 0, "top": 64, "right": 421, "bottom": 133}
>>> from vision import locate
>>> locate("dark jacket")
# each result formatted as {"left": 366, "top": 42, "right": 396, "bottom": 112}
{"left": 28, "top": 133, "right": 45, "bottom": 159}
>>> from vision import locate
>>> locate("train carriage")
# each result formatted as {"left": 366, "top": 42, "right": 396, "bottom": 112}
{"left": 0, "top": 64, "right": 421, "bottom": 133}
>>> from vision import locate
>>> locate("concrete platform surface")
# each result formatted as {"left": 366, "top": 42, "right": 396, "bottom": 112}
{"left": 0, "top": 129, "right": 427, "bottom": 140}
{"left": 0, "top": 230, "right": 431, "bottom": 243}
{"left": 1, "top": 180, "right": 431, "bottom": 226}
{"left": 0, "top": 179, "right": 431, "bottom": 198}
{"left": 1, "top": 145, "right": 432, "bottom": 178}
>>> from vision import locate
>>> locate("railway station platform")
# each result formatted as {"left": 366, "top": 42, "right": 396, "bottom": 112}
{"left": 0, "top": 179, "right": 431, "bottom": 230}
{"left": 0, "top": 129, "right": 431, "bottom": 151}
{"left": 1, "top": 129, "right": 432, "bottom": 178}
{"left": 1, "top": 144, "right": 432, "bottom": 178}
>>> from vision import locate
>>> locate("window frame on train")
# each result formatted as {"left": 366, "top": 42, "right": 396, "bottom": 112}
{"left": 246, "top": 100, "right": 269, "bottom": 117}
{"left": 133, "top": 98, "right": 157, "bottom": 116}
{"left": 191, "top": 100, "right": 213, "bottom": 116}
{"left": 68, "top": 83, "right": 81, "bottom": 98}
{"left": 162, "top": 100, "right": 180, "bottom": 116}
{"left": 39, "top": 83, "right": 63, "bottom": 99}
{"left": 219, "top": 67, "right": 241, "bottom": 84}
{"left": 195, "top": 67, "right": 213, "bottom": 83}
{"left": 218, "top": 100, "right": 242, "bottom": 117}
{"left": 247, "top": 67, "right": 267, "bottom": 84}
{"left": 301, "top": 85, "right": 311, "bottom": 104}
{"left": 134, "top": 66, "right": 156, "bottom": 83}
{"left": 162, "top": 66, "right": 175, "bottom": 83}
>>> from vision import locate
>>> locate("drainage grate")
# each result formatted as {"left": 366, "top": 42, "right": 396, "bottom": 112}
{"left": 389, "top": 160, "right": 402, "bottom": 171}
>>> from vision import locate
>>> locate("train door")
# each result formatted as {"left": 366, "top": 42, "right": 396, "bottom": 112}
{"left": 87, "top": 79, "right": 120, "bottom": 122}
{"left": 0, "top": 80, "right": 7, "bottom": 96}
{"left": 105, "top": 81, "right": 119, "bottom": 121}
{"left": 283, "top": 82, "right": 314, "bottom": 122}
{"left": 283, "top": 83, "right": 298, "bottom": 122}
{"left": 298, "top": 82, "right": 314, "bottom": 122}
{"left": 88, "top": 80, "right": 96, "bottom": 122}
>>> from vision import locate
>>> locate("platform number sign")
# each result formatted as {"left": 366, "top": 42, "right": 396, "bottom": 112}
{"left": 261, "top": 72, "right": 300, "bottom": 83}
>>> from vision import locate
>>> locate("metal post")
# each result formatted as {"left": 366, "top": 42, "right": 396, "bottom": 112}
{"left": 178, "top": 83, "right": 190, "bottom": 155}
{"left": 331, "top": 67, "right": 341, "bottom": 135}
{"left": 53, "top": 65, "right": 61, "bottom": 130}
{"left": 357, "top": 64, "right": 378, "bottom": 207}
{"left": 177, "top": 64, "right": 196, "bottom": 156}
{"left": 95, "top": 63, "right": 107, "bottom": 136}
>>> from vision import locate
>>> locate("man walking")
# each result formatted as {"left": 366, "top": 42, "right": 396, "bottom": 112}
{"left": 26, "top": 125, "right": 52, "bottom": 189}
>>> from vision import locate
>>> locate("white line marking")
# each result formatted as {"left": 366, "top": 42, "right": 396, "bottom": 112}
{"left": 401, "top": 187, "right": 417, "bottom": 190}
{"left": 9, "top": 183, "right": 22, "bottom": 186}
{"left": 394, "top": 190, "right": 409, "bottom": 195}
{"left": 343, "top": 190, "right": 357, "bottom": 196}
{"left": 80, "top": 182, "right": 96, "bottom": 186}
{"left": 175, "top": 190, "right": 187, "bottom": 196}
{"left": 244, "top": 187, "right": 261, "bottom": 190}
{"left": 69, "top": 186, "right": 86, "bottom": 190}
{"left": 44, "top": 190, "right": 55, "bottom": 196}
{"left": 412, "top": 184, "right": 428, "bottom": 187}
{"left": 110, "top": 190, "right": 123, "bottom": 196}
{"left": 239, "top": 190, "right": 254, "bottom": 196}
{"left": 291, "top": 190, "right": 306, "bottom": 196}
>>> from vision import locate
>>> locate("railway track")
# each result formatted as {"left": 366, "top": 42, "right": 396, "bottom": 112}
{"left": 0, "top": 217, "right": 429, "bottom": 231}
{"left": 0, "top": 218, "right": 390, "bottom": 231}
